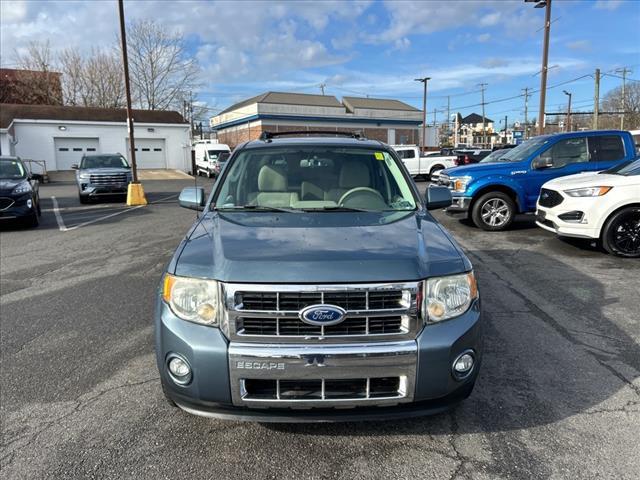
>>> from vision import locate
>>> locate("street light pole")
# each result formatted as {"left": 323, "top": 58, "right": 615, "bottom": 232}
{"left": 118, "top": 0, "right": 146, "bottom": 205}
{"left": 477, "top": 83, "right": 488, "bottom": 147}
{"left": 528, "top": 0, "right": 552, "bottom": 135}
{"left": 563, "top": 90, "right": 572, "bottom": 132}
{"left": 415, "top": 77, "right": 430, "bottom": 152}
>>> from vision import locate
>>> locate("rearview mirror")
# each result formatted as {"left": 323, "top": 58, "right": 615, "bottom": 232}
{"left": 532, "top": 156, "right": 553, "bottom": 170}
{"left": 425, "top": 186, "right": 452, "bottom": 211}
{"left": 71, "top": 164, "right": 79, "bottom": 169}
{"left": 179, "top": 187, "right": 205, "bottom": 211}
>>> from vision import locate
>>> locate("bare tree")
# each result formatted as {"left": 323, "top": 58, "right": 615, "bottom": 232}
{"left": 125, "top": 19, "right": 200, "bottom": 110}
{"left": 601, "top": 82, "right": 640, "bottom": 130}
{"left": 83, "top": 49, "right": 125, "bottom": 108}
{"left": 59, "top": 47, "right": 84, "bottom": 105}
{"left": 11, "top": 40, "right": 63, "bottom": 105}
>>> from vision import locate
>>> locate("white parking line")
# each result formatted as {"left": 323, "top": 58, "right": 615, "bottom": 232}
{"left": 51, "top": 193, "right": 179, "bottom": 232}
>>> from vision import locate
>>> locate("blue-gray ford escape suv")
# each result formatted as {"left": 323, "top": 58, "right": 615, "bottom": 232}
{"left": 156, "top": 132, "right": 481, "bottom": 422}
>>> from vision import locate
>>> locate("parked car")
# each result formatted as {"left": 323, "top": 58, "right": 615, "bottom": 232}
{"left": 73, "top": 154, "right": 132, "bottom": 204}
{"left": 438, "top": 130, "right": 637, "bottom": 231}
{"left": 453, "top": 149, "right": 492, "bottom": 166}
{"left": 194, "top": 141, "right": 231, "bottom": 178}
{"left": 0, "top": 156, "right": 41, "bottom": 227}
{"left": 157, "top": 132, "right": 481, "bottom": 422}
{"left": 392, "top": 145, "right": 457, "bottom": 179}
{"left": 536, "top": 159, "right": 640, "bottom": 257}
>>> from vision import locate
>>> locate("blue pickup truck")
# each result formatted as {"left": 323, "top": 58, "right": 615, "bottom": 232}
{"left": 439, "top": 130, "right": 637, "bottom": 230}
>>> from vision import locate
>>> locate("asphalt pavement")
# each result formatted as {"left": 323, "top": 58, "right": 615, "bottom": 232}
{"left": 1, "top": 177, "right": 638, "bottom": 479}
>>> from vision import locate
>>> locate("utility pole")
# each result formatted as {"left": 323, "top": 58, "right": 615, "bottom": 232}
{"left": 503, "top": 115, "right": 508, "bottom": 143}
{"left": 446, "top": 95, "right": 451, "bottom": 135}
{"left": 522, "top": 88, "right": 530, "bottom": 139}
{"left": 615, "top": 68, "right": 631, "bottom": 129}
{"left": 593, "top": 68, "right": 600, "bottom": 130}
{"left": 563, "top": 90, "right": 572, "bottom": 132}
{"left": 528, "top": 0, "right": 552, "bottom": 135}
{"left": 118, "top": 0, "right": 146, "bottom": 205}
{"left": 319, "top": 83, "right": 326, "bottom": 95}
{"left": 478, "top": 83, "right": 488, "bottom": 147}
{"left": 415, "top": 77, "right": 431, "bottom": 152}
{"left": 433, "top": 108, "right": 437, "bottom": 127}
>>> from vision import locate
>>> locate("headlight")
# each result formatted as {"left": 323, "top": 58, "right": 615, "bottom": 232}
{"left": 12, "top": 181, "right": 32, "bottom": 194}
{"left": 162, "top": 274, "right": 219, "bottom": 326}
{"left": 423, "top": 272, "right": 478, "bottom": 323}
{"left": 451, "top": 176, "right": 472, "bottom": 193}
{"left": 564, "top": 186, "right": 612, "bottom": 197}
{"left": 78, "top": 173, "right": 91, "bottom": 180}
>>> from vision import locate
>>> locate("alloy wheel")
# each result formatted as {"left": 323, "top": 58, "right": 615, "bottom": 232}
{"left": 480, "top": 198, "right": 511, "bottom": 227}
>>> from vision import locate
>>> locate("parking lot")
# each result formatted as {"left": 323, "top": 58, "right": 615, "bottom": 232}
{"left": 1, "top": 176, "right": 638, "bottom": 479}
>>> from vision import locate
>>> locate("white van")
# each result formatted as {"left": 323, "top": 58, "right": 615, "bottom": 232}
{"left": 194, "top": 141, "right": 231, "bottom": 178}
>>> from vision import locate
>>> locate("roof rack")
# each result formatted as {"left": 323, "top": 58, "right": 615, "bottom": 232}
{"left": 259, "top": 130, "right": 364, "bottom": 142}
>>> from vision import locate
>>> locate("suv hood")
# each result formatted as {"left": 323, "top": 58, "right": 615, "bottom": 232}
{"left": 442, "top": 161, "right": 520, "bottom": 177}
{"left": 173, "top": 212, "right": 470, "bottom": 283}
{"left": 78, "top": 168, "right": 131, "bottom": 175}
{"left": 543, "top": 171, "right": 619, "bottom": 189}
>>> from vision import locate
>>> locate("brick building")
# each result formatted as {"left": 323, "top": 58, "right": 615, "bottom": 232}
{"left": 210, "top": 92, "right": 424, "bottom": 148}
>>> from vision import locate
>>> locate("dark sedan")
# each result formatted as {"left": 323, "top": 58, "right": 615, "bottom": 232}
{"left": 0, "top": 156, "right": 41, "bottom": 227}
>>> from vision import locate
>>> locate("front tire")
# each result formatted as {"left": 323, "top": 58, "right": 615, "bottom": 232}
{"left": 471, "top": 192, "right": 516, "bottom": 231}
{"left": 601, "top": 206, "right": 640, "bottom": 258}
{"left": 79, "top": 194, "right": 89, "bottom": 204}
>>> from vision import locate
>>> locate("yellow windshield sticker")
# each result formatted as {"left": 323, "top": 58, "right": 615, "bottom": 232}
{"left": 375, "top": 152, "right": 385, "bottom": 160}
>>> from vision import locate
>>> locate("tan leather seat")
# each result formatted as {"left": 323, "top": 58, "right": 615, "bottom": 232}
{"left": 247, "top": 165, "right": 298, "bottom": 207}
{"left": 326, "top": 161, "right": 371, "bottom": 202}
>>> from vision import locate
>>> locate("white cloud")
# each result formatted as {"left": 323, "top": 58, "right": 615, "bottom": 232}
{"left": 0, "top": 0, "right": 28, "bottom": 22}
{"left": 479, "top": 12, "right": 501, "bottom": 27}
{"left": 594, "top": 0, "right": 623, "bottom": 10}
{"left": 566, "top": 40, "right": 590, "bottom": 51}
{"left": 477, "top": 33, "right": 491, "bottom": 43}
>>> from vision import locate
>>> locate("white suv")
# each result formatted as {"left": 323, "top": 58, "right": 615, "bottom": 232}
{"left": 536, "top": 160, "right": 640, "bottom": 257}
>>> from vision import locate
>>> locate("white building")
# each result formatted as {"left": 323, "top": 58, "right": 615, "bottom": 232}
{"left": 0, "top": 104, "right": 191, "bottom": 172}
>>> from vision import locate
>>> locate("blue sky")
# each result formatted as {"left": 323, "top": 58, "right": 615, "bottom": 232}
{"left": 1, "top": 0, "right": 639, "bottom": 125}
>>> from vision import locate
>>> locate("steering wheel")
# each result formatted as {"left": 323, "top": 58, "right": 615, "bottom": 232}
{"left": 339, "top": 187, "right": 387, "bottom": 210}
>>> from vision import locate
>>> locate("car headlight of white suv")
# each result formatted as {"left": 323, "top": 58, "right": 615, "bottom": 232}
{"left": 564, "top": 186, "right": 612, "bottom": 197}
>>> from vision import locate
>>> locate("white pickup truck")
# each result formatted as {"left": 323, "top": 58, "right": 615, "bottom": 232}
{"left": 392, "top": 145, "right": 457, "bottom": 180}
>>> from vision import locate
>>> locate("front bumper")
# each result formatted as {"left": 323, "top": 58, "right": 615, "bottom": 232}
{"left": 535, "top": 202, "right": 600, "bottom": 239}
{"left": 445, "top": 196, "right": 472, "bottom": 217}
{"left": 0, "top": 194, "right": 35, "bottom": 220}
{"left": 155, "top": 296, "right": 482, "bottom": 421}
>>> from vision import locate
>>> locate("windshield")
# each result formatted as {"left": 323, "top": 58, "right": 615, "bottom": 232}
{"left": 480, "top": 149, "right": 510, "bottom": 163}
{"left": 0, "top": 159, "right": 27, "bottom": 179}
{"left": 493, "top": 137, "right": 550, "bottom": 162}
{"left": 603, "top": 159, "right": 640, "bottom": 176}
{"left": 208, "top": 150, "right": 228, "bottom": 160}
{"left": 218, "top": 152, "right": 230, "bottom": 163}
{"left": 214, "top": 146, "right": 417, "bottom": 212}
{"left": 80, "top": 155, "right": 129, "bottom": 169}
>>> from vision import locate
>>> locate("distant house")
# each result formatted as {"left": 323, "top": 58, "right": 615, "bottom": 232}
{"left": 455, "top": 113, "right": 496, "bottom": 147}
{"left": 0, "top": 68, "right": 63, "bottom": 106}
{"left": 0, "top": 103, "right": 190, "bottom": 171}
{"left": 210, "top": 91, "right": 432, "bottom": 147}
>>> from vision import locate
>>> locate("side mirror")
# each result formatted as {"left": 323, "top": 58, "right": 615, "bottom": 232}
{"left": 532, "top": 156, "right": 553, "bottom": 170}
{"left": 71, "top": 164, "right": 79, "bottom": 169}
{"left": 179, "top": 187, "right": 205, "bottom": 211}
{"left": 425, "top": 186, "right": 452, "bottom": 211}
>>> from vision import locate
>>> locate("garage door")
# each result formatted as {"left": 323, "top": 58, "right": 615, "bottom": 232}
{"left": 54, "top": 138, "right": 99, "bottom": 170}
{"left": 126, "top": 139, "right": 166, "bottom": 169}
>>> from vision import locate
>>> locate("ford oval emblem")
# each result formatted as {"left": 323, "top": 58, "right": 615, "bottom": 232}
{"left": 299, "top": 304, "right": 346, "bottom": 326}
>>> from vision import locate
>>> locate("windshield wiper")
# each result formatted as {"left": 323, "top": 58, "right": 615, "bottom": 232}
{"left": 302, "top": 205, "right": 375, "bottom": 212}
{"left": 215, "top": 205, "right": 298, "bottom": 213}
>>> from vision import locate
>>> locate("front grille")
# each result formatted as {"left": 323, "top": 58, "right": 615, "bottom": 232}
{"left": 238, "top": 316, "right": 403, "bottom": 336}
{"left": 89, "top": 174, "right": 128, "bottom": 185}
{"left": 0, "top": 197, "right": 15, "bottom": 210}
{"left": 238, "top": 290, "right": 403, "bottom": 312}
{"left": 242, "top": 377, "right": 403, "bottom": 401}
{"left": 539, "top": 188, "right": 564, "bottom": 208}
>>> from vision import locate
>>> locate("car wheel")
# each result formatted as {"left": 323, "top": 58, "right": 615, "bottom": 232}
{"left": 207, "top": 169, "right": 212, "bottom": 179}
{"left": 79, "top": 194, "right": 89, "bottom": 204}
{"left": 601, "top": 206, "right": 640, "bottom": 258}
{"left": 161, "top": 380, "right": 178, "bottom": 408}
{"left": 36, "top": 198, "right": 42, "bottom": 216}
{"left": 471, "top": 192, "right": 516, "bottom": 231}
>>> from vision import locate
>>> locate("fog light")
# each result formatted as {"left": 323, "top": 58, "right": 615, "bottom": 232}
{"left": 452, "top": 351, "right": 475, "bottom": 379}
{"left": 168, "top": 355, "right": 192, "bottom": 385}
{"left": 27, "top": 199, "right": 33, "bottom": 209}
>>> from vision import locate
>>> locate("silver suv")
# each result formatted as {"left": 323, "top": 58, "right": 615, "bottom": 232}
{"left": 73, "top": 154, "right": 132, "bottom": 204}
